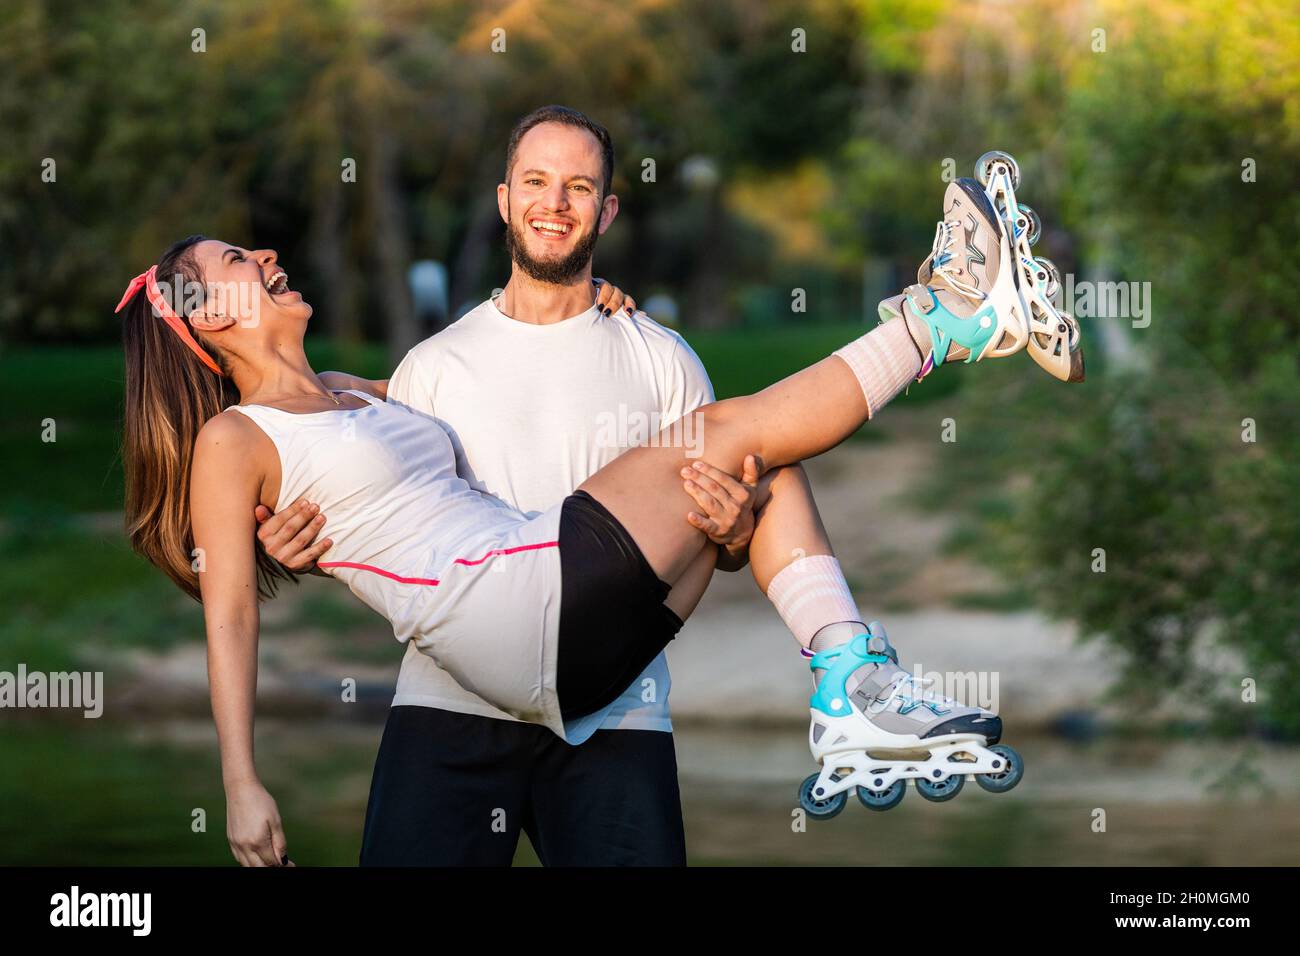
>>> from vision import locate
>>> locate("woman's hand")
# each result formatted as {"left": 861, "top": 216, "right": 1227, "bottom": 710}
{"left": 225, "top": 778, "right": 293, "bottom": 867}
{"left": 592, "top": 278, "right": 638, "bottom": 317}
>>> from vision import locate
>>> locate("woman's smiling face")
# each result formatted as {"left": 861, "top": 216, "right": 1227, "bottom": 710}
{"left": 189, "top": 241, "right": 313, "bottom": 334}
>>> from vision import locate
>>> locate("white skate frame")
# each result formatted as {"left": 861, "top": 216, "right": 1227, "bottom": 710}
{"left": 980, "top": 157, "right": 1081, "bottom": 381}
{"left": 807, "top": 709, "right": 1011, "bottom": 800}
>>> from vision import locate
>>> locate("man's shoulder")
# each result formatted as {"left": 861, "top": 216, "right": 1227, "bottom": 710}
{"left": 402, "top": 300, "right": 496, "bottom": 364}
{"left": 612, "top": 308, "right": 695, "bottom": 360}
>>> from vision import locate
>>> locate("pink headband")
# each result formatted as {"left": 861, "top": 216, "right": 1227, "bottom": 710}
{"left": 115, "top": 264, "right": 223, "bottom": 375}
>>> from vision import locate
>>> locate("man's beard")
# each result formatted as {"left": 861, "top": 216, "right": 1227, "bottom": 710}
{"left": 506, "top": 214, "right": 599, "bottom": 285}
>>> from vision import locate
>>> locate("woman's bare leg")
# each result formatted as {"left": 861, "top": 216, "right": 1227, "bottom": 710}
{"left": 653, "top": 463, "right": 837, "bottom": 615}
{"left": 662, "top": 545, "right": 716, "bottom": 622}
{"left": 745, "top": 464, "right": 834, "bottom": 592}
{"left": 579, "top": 319, "right": 919, "bottom": 589}
{"left": 631, "top": 460, "right": 866, "bottom": 673}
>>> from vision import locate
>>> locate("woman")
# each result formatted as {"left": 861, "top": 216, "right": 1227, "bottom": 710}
{"left": 122, "top": 181, "right": 1063, "bottom": 863}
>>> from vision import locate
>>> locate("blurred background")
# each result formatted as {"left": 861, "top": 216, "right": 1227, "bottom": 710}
{"left": 2, "top": 0, "right": 1298, "bottom": 865}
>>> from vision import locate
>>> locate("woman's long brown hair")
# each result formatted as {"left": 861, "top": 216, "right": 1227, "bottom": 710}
{"left": 121, "top": 235, "right": 294, "bottom": 602}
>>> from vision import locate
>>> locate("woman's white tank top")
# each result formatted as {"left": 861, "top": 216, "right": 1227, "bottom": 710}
{"left": 225, "top": 390, "right": 566, "bottom": 731}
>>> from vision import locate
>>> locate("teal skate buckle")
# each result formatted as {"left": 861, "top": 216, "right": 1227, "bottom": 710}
{"left": 905, "top": 286, "right": 998, "bottom": 367}
{"left": 809, "top": 633, "right": 890, "bottom": 718}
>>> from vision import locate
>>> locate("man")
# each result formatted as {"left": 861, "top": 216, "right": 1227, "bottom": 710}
{"left": 259, "top": 105, "right": 765, "bottom": 865}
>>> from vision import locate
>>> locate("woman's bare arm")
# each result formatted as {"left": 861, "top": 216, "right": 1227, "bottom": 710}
{"left": 190, "top": 412, "right": 291, "bottom": 866}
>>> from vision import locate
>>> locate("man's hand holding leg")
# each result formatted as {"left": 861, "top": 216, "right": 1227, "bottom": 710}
{"left": 681, "top": 453, "right": 763, "bottom": 572}
{"left": 254, "top": 498, "right": 333, "bottom": 574}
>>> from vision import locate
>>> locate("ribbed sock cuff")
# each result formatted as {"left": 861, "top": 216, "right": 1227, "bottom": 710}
{"left": 766, "top": 554, "right": 861, "bottom": 649}
{"left": 832, "top": 319, "right": 923, "bottom": 418}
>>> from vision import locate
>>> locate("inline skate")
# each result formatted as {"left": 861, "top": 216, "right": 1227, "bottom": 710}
{"left": 973, "top": 150, "right": 1084, "bottom": 382}
{"left": 879, "top": 178, "right": 1031, "bottom": 376}
{"left": 890, "top": 155, "right": 1084, "bottom": 383}
{"left": 798, "top": 623, "right": 1023, "bottom": 817}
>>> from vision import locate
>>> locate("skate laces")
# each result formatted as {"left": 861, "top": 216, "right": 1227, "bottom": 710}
{"left": 870, "top": 671, "right": 957, "bottom": 716}
{"left": 929, "top": 220, "right": 984, "bottom": 301}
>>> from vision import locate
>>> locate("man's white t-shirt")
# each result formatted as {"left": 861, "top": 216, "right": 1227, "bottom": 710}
{"left": 385, "top": 296, "right": 715, "bottom": 734}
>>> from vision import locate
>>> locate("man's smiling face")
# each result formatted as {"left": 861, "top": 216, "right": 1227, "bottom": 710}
{"left": 499, "top": 121, "right": 614, "bottom": 284}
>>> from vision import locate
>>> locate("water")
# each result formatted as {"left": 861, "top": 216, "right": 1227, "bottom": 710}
{"left": 675, "top": 724, "right": 1300, "bottom": 866}
{"left": 2, "top": 717, "right": 1297, "bottom": 866}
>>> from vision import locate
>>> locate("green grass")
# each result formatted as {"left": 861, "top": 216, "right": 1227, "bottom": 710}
{"left": 0, "top": 520, "right": 203, "bottom": 673}
{"left": 687, "top": 321, "right": 959, "bottom": 405}
{"left": 688, "top": 322, "right": 869, "bottom": 398}
{"left": 0, "top": 340, "right": 393, "bottom": 516}
{"left": 0, "top": 516, "right": 401, "bottom": 670}
{"left": 0, "top": 346, "right": 132, "bottom": 515}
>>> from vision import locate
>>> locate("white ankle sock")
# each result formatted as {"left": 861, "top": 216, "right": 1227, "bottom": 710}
{"left": 765, "top": 555, "right": 862, "bottom": 650}
{"left": 832, "top": 319, "right": 924, "bottom": 418}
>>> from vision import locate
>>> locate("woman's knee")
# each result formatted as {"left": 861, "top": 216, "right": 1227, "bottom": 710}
{"left": 750, "top": 463, "right": 808, "bottom": 521}
{"left": 760, "top": 462, "right": 810, "bottom": 506}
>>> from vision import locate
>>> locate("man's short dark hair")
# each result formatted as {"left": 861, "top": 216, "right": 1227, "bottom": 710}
{"left": 504, "top": 105, "right": 614, "bottom": 198}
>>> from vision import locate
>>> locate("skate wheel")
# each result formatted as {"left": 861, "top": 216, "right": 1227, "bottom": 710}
{"left": 1060, "top": 312, "right": 1081, "bottom": 350}
{"left": 975, "top": 150, "right": 1020, "bottom": 190}
{"left": 856, "top": 780, "right": 906, "bottom": 811}
{"left": 799, "top": 773, "right": 848, "bottom": 819}
{"left": 1016, "top": 203, "right": 1041, "bottom": 245}
{"left": 975, "top": 744, "right": 1024, "bottom": 793}
{"left": 916, "top": 771, "right": 966, "bottom": 803}
{"left": 1033, "top": 256, "right": 1061, "bottom": 297}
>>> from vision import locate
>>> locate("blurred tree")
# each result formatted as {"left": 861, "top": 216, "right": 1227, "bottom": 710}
{"left": 0, "top": 0, "right": 871, "bottom": 343}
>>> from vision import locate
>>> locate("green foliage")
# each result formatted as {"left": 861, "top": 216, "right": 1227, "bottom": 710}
{"left": 919, "top": 0, "right": 1300, "bottom": 736}
{"left": 819, "top": 0, "right": 1300, "bottom": 737}
{"left": 942, "top": 349, "right": 1300, "bottom": 736}
{"left": 0, "top": 0, "right": 869, "bottom": 342}
{"left": 1057, "top": 4, "right": 1300, "bottom": 735}
{"left": 0, "top": 520, "right": 203, "bottom": 673}
{"left": 1064, "top": 4, "right": 1300, "bottom": 377}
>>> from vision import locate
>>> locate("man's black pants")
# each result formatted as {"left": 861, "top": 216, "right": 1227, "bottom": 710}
{"left": 359, "top": 706, "right": 687, "bottom": 866}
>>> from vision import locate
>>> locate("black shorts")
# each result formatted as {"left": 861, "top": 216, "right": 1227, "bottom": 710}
{"left": 556, "top": 490, "right": 684, "bottom": 721}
